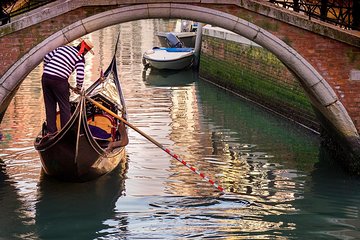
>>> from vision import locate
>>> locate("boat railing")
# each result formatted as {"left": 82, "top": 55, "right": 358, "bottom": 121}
{"left": 1, "top": 0, "right": 55, "bottom": 26}
{"left": 268, "top": 0, "right": 359, "bottom": 31}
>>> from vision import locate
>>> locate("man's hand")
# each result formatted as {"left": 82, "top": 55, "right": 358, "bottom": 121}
{"left": 71, "top": 86, "right": 82, "bottom": 95}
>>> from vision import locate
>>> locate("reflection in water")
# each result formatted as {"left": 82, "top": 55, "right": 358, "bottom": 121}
{"left": 35, "top": 160, "right": 128, "bottom": 239}
{"left": 0, "top": 160, "right": 36, "bottom": 239}
{"left": 0, "top": 19, "right": 359, "bottom": 239}
{"left": 143, "top": 68, "right": 196, "bottom": 87}
{"left": 291, "top": 149, "right": 360, "bottom": 239}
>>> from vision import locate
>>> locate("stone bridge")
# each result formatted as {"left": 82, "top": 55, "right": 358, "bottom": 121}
{"left": 1, "top": 0, "right": 360, "bottom": 172}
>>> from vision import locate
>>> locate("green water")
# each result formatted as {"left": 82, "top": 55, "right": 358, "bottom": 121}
{"left": 0, "top": 19, "right": 359, "bottom": 239}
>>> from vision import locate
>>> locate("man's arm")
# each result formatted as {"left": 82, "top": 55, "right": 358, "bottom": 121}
{"left": 74, "top": 60, "right": 85, "bottom": 90}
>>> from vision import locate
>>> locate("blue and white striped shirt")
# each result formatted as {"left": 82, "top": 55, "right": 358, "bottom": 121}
{"left": 43, "top": 45, "right": 85, "bottom": 88}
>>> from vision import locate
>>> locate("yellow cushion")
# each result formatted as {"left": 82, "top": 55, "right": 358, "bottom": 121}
{"left": 88, "top": 115, "right": 113, "bottom": 141}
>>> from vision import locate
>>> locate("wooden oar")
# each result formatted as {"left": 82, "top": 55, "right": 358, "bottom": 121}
{"left": 84, "top": 95, "right": 226, "bottom": 193}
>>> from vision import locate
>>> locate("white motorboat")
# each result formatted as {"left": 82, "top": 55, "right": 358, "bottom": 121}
{"left": 143, "top": 33, "right": 194, "bottom": 70}
{"left": 142, "top": 47, "right": 194, "bottom": 70}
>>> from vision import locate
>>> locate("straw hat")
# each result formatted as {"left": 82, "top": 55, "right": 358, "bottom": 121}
{"left": 78, "top": 39, "right": 94, "bottom": 55}
{"left": 83, "top": 39, "right": 94, "bottom": 54}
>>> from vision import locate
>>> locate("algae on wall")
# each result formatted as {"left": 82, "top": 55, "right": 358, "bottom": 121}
{"left": 199, "top": 35, "right": 318, "bottom": 131}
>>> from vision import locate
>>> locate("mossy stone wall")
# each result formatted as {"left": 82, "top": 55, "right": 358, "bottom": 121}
{"left": 199, "top": 35, "right": 319, "bottom": 131}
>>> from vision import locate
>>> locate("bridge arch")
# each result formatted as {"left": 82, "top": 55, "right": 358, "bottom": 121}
{"left": 2, "top": 3, "right": 360, "bottom": 165}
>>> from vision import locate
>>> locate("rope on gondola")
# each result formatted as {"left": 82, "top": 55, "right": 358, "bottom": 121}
{"left": 74, "top": 94, "right": 84, "bottom": 163}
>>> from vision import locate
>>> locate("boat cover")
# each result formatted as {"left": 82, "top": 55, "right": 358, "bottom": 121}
{"left": 165, "top": 33, "right": 183, "bottom": 48}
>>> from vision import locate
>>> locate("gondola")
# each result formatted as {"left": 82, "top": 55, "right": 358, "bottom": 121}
{"left": 34, "top": 40, "right": 128, "bottom": 182}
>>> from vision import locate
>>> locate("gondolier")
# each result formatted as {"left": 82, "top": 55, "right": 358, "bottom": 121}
{"left": 34, "top": 38, "right": 129, "bottom": 181}
{"left": 41, "top": 39, "right": 94, "bottom": 136}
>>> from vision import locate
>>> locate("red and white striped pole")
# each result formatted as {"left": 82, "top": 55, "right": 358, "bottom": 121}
{"left": 85, "top": 96, "right": 225, "bottom": 193}
{"left": 163, "top": 148, "right": 224, "bottom": 193}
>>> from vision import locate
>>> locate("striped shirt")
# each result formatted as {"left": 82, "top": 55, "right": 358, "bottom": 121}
{"left": 43, "top": 45, "right": 85, "bottom": 88}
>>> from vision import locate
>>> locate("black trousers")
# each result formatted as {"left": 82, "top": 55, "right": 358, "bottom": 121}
{"left": 41, "top": 75, "right": 70, "bottom": 134}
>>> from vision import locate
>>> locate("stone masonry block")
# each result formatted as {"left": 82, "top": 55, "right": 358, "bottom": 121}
{"left": 171, "top": 3, "right": 238, "bottom": 31}
{"left": 148, "top": 4, "right": 171, "bottom": 18}
{"left": 309, "top": 80, "right": 339, "bottom": 106}
{"left": 232, "top": 20, "right": 261, "bottom": 45}
{"left": 82, "top": 5, "right": 149, "bottom": 34}
{"left": 350, "top": 70, "right": 360, "bottom": 81}
{"left": 62, "top": 21, "right": 88, "bottom": 43}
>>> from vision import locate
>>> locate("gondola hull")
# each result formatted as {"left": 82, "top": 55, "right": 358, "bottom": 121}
{"left": 34, "top": 97, "right": 126, "bottom": 182}
{"left": 37, "top": 142, "right": 125, "bottom": 182}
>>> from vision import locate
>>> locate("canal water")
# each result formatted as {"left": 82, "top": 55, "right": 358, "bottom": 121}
{"left": 1, "top": 20, "right": 359, "bottom": 239}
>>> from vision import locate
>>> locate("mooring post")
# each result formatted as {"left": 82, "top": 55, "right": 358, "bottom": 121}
{"left": 193, "top": 22, "right": 202, "bottom": 69}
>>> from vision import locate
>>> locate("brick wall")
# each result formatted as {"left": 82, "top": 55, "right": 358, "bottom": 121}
{"left": 0, "top": 7, "right": 112, "bottom": 77}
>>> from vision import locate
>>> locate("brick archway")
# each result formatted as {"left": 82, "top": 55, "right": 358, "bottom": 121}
{"left": 1, "top": 3, "right": 360, "bottom": 170}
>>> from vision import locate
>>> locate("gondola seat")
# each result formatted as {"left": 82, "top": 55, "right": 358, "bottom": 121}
{"left": 87, "top": 114, "right": 114, "bottom": 141}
